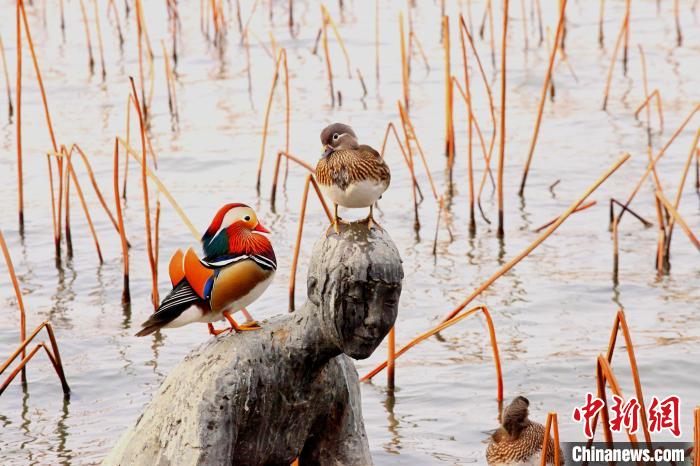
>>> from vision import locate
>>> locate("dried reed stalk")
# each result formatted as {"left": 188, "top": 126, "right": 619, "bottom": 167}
{"left": 0, "top": 320, "right": 69, "bottom": 396}
{"left": 56, "top": 156, "right": 65, "bottom": 252}
{"left": 64, "top": 154, "right": 74, "bottom": 257}
{"left": 604, "top": 310, "right": 652, "bottom": 448}
{"left": 17, "top": 0, "right": 60, "bottom": 231}
{"left": 591, "top": 355, "right": 641, "bottom": 447}
{"left": 534, "top": 0, "right": 543, "bottom": 45}
{"left": 662, "top": 128, "right": 700, "bottom": 267}
{"left": 608, "top": 198, "right": 651, "bottom": 228}
{"left": 399, "top": 12, "right": 409, "bottom": 112}
{"left": 255, "top": 49, "right": 289, "bottom": 192}
{"left": 674, "top": 0, "right": 682, "bottom": 46}
{"left": 496, "top": 0, "right": 509, "bottom": 238}
{"left": 694, "top": 407, "right": 700, "bottom": 466}
{"left": 270, "top": 151, "right": 315, "bottom": 209}
{"left": 118, "top": 138, "right": 199, "bottom": 239}
{"left": 621, "top": 0, "right": 630, "bottom": 74}
{"left": 14, "top": 2, "right": 23, "bottom": 229}
{"left": 113, "top": 138, "right": 130, "bottom": 301}
{"left": 78, "top": 0, "right": 96, "bottom": 74}
{"left": 518, "top": 0, "right": 568, "bottom": 197}
{"left": 638, "top": 44, "right": 652, "bottom": 141}
{"left": 598, "top": 0, "right": 605, "bottom": 46}
{"left": 617, "top": 104, "right": 699, "bottom": 221}
{"left": 453, "top": 79, "right": 475, "bottom": 232}
{"left": 288, "top": 174, "right": 333, "bottom": 311}
{"left": 519, "top": 0, "right": 528, "bottom": 51}
{"left": 409, "top": 31, "right": 431, "bottom": 73}
{"left": 92, "top": 0, "right": 106, "bottom": 79}
{"left": 46, "top": 155, "right": 60, "bottom": 254}
{"left": 320, "top": 5, "right": 352, "bottom": 78}
{"left": 458, "top": 16, "right": 498, "bottom": 208}
{"left": 379, "top": 122, "right": 422, "bottom": 227}
{"left": 655, "top": 190, "right": 700, "bottom": 252}
{"left": 135, "top": 0, "right": 148, "bottom": 120}
{"left": 443, "top": 16, "right": 456, "bottom": 180}
{"left": 486, "top": 0, "right": 496, "bottom": 66}
{"left": 0, "top": 35, "right": 12, "bottom": 118}
{"left": 129, "top": 78, "right": 159, "bottom": 308}
{"left": 161, "top": 40, "right": 179, "bottom": 122}
{"left": 356, "top": 68, "right": 368, "bottom": 99}
{"left": 67, "top": 144, "right": 124, "bottom": 239}
{"left": 432, "top": 195, "right": 454, "bottom": 255}
{"left": 375, "top": 0, "right": 380, "bottom": 82}
{"left": 321, "top": 13, "right": 335, "bottom": 106}
{"left": 0, "top": 229, "right": 27, "bottom": 377}
{"left": 380, "top": 122, "right": 425, "bottom": 201}
{"left": 601, "top": 3, "right": 630, "bottom": 110}
{"left": 154, "top": 199, "right": 161, "bottom": 275}
{"left": 361, "top": 305, "right": 504, "bottom": 402}
{"left": 533, "top": 200, "right": 596, "bottom": 233}
{"left": 634, "top": 91, "right": 664, "bottom": 134}
{"left": 65, "top": 150, "right": 104, "bottom": 263}
{"left": 696, "top": 147, "right": 699, "bottom": 192}
{"left": 540, "top": 413, "right": 560, "bottom": 466}
{"left": 108, "top": 0, "right": 125, "bottom": 48}
{"left": 398, "top": 102, "right": 438, "bottom": 200}
{"left": 438, "top": 154, "right": 629, "bottom": 323}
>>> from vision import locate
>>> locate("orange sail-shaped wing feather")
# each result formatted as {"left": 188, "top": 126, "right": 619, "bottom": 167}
{"left": 183, "top": 247, "right": 214, "bottom": 299}
{"left": 168, "top": 249, "right": 185, "bottom": 286}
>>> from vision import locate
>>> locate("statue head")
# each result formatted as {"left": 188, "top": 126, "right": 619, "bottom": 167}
{"left": 307, "top": 224, "right": 403, "bottom": 359}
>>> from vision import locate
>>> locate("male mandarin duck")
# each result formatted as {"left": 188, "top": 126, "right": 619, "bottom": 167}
{"left": 486, "top": 396, "right": 563, "bottom": 466}
{"left": 136, "top": 204, "right": 276, "bottom": 337}
{"left": 315, "top": 123, "right": 391, "bottom": 234}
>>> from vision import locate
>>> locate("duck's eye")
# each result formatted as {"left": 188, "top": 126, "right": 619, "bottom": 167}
{"left": 332, "top": 133, "right": 339, "bottom": 141}
{"left": 244, "top": 216, "right": 251, "bottom": 221}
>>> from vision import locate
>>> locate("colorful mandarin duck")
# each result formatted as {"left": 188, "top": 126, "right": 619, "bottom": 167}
{"left": 486, "top": 396, "right": 563, "bottom": 466}
{"left": 136, "top": 204, "right": 276, "bottom": 337}
{"left": 315, "top": 123, "right": 391, "bottom": 234}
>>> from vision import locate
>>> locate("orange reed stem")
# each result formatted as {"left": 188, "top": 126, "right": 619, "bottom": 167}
{"left": 656, "top": 190, "right": 700, "bottom": 252}
{"left": 361, "top": 305, "right": 503, "bottom": 402}
{"left": 0, "top": 35, "right": 12, "bottom": 118}
{"left": 113, "top": 138, "right": 130, "bottom": 301}
{"left": 129, "top": 77, "right": 159, "bottom": 308}
{"left": 288, "top": 174, "right": 332, "bottom": 311}
{"left": 65, "top": 150, "right": 104, "bottom": 263}
{"left": 601, "top": 4, "right": 629, "bottom": 110}
{"left": 270, "top": 151, "right": 315, "bottom": 210}
{"left": 0, "top": 320, "right": 69, "bottom": 396}
{"left": 399, "top": 12, "right": 409, "bottom": 112}
{"left": 78, "top": 0, "right": 96, "bottom": 74}
{"left": 398, "top": 102, "right": 438, "bottom": 200}
{"left": 437, "top": 154, "right": 629, "bottom": 325}
{"left": 255, "top": 49, "right": 289, "bottom": 192}
{"left": 540, "top": 413, "right": 560, "bottom": 466}
{"left": 0, "top": 228, "right": 27, "bottom": 376}
{"left": 533, "top": 200, "right": 596, "bottom": 233}
{"left": 496, "top": 0, "right": 509, "bottom": 238}
{"left": 519, "top": 0, "right": 568, "bottom": 197}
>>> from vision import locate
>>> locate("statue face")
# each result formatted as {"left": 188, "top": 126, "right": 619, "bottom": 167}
{"left": 337, "top": 279, "right": 401, "bottom": 360}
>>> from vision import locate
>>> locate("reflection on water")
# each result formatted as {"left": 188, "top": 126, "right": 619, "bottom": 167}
{"left": 0, "top": 0, "right": 699, "bottom": 464}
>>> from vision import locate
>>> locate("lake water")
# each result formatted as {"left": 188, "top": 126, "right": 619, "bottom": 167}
{"left": 0, "top": 0, "right": 699, "bottom": 464}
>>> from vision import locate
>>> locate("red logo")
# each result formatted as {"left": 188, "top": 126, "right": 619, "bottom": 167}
{"left": 648, "top": 395, "right": 681, "bottom": 437}
{"left": 572, "top": 393, "right": 605, "bottom": 439}
{"left": 573, "top": 394, "right": 681, "bottom": 438}
{"left": 609, "top": 395, "right": 640, "bottom": 434}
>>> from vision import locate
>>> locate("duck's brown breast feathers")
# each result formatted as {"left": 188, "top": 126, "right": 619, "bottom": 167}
{"left": 315, "top": 147, "right": 390, "bottom": 191}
